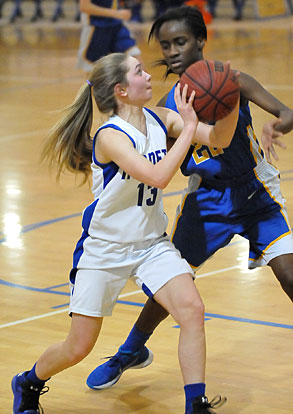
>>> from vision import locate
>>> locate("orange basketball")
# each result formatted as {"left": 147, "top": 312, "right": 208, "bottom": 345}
{"left": 180, "top": 60, "right": 240, "bottom": 123}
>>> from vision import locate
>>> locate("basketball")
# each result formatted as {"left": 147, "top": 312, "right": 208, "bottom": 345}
{"left": 180, "top": 60, "right": 240, "bottom": 123}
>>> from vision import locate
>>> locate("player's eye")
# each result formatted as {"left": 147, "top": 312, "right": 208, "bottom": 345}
{"left": 176, "top": 39, "right": 187, "bottom": 46}
{"left": 135, "top": 64, "right": 143, "bottom": 75}
{"left": 160, "top": 43, "right": 170, "bottom": 50}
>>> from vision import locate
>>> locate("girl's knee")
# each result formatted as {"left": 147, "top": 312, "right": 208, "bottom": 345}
{"left": 65, "top": 340, "right": 94, "bottom": 366}
{"left": 190, "top": 295, "right": 205, "bottom": 315}
{"left": 68, "top": 347, "right": 90, "bottom": 366}
{"left": 191, "top": 298, "right": 205, "bottom": 322}
{"left": 177, "top": 295, "right": 205, "bottom": 326}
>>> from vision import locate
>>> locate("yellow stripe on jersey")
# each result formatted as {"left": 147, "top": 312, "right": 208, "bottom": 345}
{"left": 247, "top": 124, "right": 263, "bottom": 165}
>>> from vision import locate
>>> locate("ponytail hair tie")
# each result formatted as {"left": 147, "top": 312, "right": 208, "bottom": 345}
{"left": 86, "top": 79, "right": 93, "bottom": 87}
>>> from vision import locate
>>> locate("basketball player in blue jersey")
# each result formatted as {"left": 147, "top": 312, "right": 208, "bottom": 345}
{"left": 11, "top": 52, "right": 239, "bottom": 414}
{"left": 76, "top": 0, "right": 141, "bottom": 72}
{"left": 86, "top": 5, "right": 293, "bottom": 412}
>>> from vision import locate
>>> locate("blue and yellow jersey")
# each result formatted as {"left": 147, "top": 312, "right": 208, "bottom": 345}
{"left": 89, "top": 0, "right": 121, "bottom": 27}
{"left": 165, "top": 83, "right": 265, "bottom": 185}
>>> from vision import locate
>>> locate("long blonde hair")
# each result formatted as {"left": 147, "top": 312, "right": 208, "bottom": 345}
{"left": 42, "top": 53, "right": 129, "bottom": 182}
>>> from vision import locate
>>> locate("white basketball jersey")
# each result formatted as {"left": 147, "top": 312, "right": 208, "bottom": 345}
{"left": 82, "top": 108, "right": 168, "bottom": 243}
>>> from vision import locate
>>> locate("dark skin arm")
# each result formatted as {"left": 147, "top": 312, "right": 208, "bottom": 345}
{"left": 160, "top": 72, "right": 293, "bottom": 133}
{"left": 238, "top": 71, "right": 293, "bottom": 133}
{"left": 164, "top": 73, "right": 293, "bottom": 155}
{"left": 238, "top": 71, "right": 293, "bottom": 161}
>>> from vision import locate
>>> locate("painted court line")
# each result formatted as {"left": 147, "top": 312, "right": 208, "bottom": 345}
{"left": 0, "top": 289, "right": 142, "bottom": 329}
{"left": 1, "top": 270, "right": 292, "bottom": 330}
{"left": 0, "top": 265, "right": 241, "bottom": 298}
{"left": 0, "top": 128, "right": 49, "bottom": 143}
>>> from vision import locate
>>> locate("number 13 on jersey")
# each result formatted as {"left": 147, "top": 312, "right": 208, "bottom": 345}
{"left": 137, "top": 183, "right": 158, "bottom": 206}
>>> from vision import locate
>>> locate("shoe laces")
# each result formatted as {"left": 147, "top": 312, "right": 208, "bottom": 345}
{"left": 208, "top": 395, "right": 227, "bottom": 409}
{"left": 194, "top": 395, "right": 227, "bottom": 413}
{"left": 20, "top": 382, "right": 49, "bottom": 413}
{"left": 101, "top": 351, "right": 139, "bottom": 369}
{"left": 102, "top": 355, "right": 123, "bottom": 368}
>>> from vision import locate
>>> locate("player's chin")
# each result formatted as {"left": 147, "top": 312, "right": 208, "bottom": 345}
{"left": 169, "top": 64, "right": 183, "bottom": 74}
{"left": 146, "top": 88, "right": 152, "bottom": 98}
{"left": 142, "top": 91, "right": 152, "bottom": 104}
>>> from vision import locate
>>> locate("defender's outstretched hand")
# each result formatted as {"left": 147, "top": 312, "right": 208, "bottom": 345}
{"left": 261, "top": 118, "right": 286, "bottom": 163}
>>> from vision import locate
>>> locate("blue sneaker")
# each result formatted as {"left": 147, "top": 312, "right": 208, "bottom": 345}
{"left": 86, "top": 346, "right": 153, "bottom": 390}
{"left": 12, "top": 372, "right": 48, "bottom": 414}
{"left": 186, "top": 395, "right": 227, "bottom": 414}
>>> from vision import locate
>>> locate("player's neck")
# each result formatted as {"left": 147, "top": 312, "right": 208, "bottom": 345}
{"left": 117, "top": 105, "right": 147, "bottom": 135}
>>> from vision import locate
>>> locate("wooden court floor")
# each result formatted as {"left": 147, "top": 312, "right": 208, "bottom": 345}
{"left": 0, "top": 14, "right": 293, "bottom": 414}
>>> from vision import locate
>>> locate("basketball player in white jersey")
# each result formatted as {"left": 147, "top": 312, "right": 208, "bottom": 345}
{"left": 11, "top": 52, "right": 239, "bottom": 414}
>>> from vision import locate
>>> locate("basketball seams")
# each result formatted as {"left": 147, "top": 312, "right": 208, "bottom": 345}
{"left": 184, "top": 71, "right": 225, "bottom": 106}
{"left": 205, "top": 59, "right": 214, "bottom": 96}
{"left": 208, "top": 61, "right": 230, "bottom": 100}
{"left": 184, "top": 71, "right": 213, "bottom": 98}
{"left": 219, "top": 88, "right": 240, "bottom": 108}
{"left": 213, "top": 88, "right": 240, "bottom": 113}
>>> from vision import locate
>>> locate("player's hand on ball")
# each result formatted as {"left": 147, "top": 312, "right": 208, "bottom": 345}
{"left": 175, "top": 83, "right": 199, "bottom": 129}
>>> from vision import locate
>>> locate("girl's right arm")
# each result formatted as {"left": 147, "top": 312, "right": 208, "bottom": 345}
{"left": 96, "top": 85, "right": 198, "bottom": 189}
{"left": 80, "top": 0, "right": 131, "bottom": 20}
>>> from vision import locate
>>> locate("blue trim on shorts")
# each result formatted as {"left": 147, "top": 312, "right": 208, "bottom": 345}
{"left": 141, "top": 283, "right": 153, "bottom": 299}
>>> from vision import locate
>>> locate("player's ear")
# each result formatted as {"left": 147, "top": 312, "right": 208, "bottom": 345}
{"left": 197, "top": 38, "right": 205, "bottom": 50}
{"left": 114, "top": 83, "right": 127, "bottom": 97}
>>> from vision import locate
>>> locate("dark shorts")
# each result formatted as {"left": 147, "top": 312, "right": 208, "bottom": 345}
{"left": 171, "top": 165, "right": 293, "bottom": 269}
{"left": 76, "top": 22, "right": 140, "bottom": 71}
